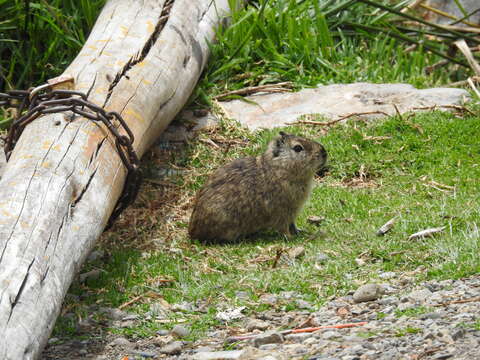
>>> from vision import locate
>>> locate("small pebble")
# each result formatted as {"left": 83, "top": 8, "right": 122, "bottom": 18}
{"left": 159, "top": 341, "right": 183, "bottom": 355}
{"left": 252, "top": 332, "right": 284, "bottom": 347}
{"left": 109, "top": 337, "right": 132, "bottom": 348}
{"left": 191, "top": 350, "right": 245, "bottom": 360}
{"left": 246, "top": 319, "right": 270, "bottom": 331}
{"left": 316, "top": 252, "right": 330, "bottom": 263}
{"left": 172, "top": 324, "right": 190, "bottom": 338}
{"left": 353, "top": 284, "right": 384, "bottom": 303}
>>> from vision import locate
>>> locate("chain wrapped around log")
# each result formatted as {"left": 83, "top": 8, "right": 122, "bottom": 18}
{"left": 0, "top": 85, "right": 141, "bottom": 227}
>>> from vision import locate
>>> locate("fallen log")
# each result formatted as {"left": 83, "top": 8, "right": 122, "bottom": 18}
{"left": 0, "top": 0, "right": 239, "bottom": 358}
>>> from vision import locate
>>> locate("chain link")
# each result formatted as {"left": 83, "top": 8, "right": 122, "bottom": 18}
{"left": 0, "top": 87, "right": 142, "bottom": 228}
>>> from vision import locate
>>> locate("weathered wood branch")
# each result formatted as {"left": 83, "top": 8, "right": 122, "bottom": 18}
{"left": 0, "top": 0, "right": 238, "bottom": 358}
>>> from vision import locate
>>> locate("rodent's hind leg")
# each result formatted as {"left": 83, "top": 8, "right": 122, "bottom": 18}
{"left": 276, "top": 223, "right": 292, "bottom": 241}
{"left": 289, "top": 223, "right": 303, "bottom": 235}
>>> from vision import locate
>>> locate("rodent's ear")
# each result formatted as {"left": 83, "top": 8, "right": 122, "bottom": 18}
{"left": 279, "top": 131, "right": 287, "bottom": 138}
{"left": 272, "top": 134, "right": 285, "bottom": 157}
{"left": 273, "top": 139, "right": 281, "bottom": 157}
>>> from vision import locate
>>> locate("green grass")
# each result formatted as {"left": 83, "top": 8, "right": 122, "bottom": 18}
{"left": 395, "top": 326, "right": 422, "bottom": 337}
{"left": 59, "top": 106, "right": 480, "bottom": 341}
{"left": 0, "top": 0, "right": 106, "bottom": 91}
{"left": 395, "top": 306, "right": 432, "bottom": 318}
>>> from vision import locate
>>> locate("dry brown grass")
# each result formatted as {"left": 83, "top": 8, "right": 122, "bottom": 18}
{"left": 100, "top": 113, "right": 254, "bottom": 252}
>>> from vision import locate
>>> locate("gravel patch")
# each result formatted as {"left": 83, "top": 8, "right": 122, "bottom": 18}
{"left": 42, "top": 276, "right": 480, "bottom": 359}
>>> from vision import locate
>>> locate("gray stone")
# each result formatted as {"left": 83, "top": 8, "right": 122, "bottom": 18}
{"left": 235, "top": 291, "right": 250, "bottom": 300}
{"left": 114, "top": 319, "right": 133, "bottom": 328}
{"left": 193, "top": 346, "right": 216, "bottom": 353}
{"left": 397, "top": 303, "right": 415, "bottom": 311}
{"left": 159, "top": 341, "right": 184, "bottom": 355}
{"left": 408, "top": 288, "right": 433, "bottom": 303}
{"left": 315, "top": 252, "right": 330, "bottom": 264}
{"left": 172, "top": 301, "right": 195, "bottom": 312}
{"left": 122, "top": 314, "right": 140, "bottom": 321}
{"left": 78, "top": 269, "right": 102, "bottom": 283}
{"left": 321, "top": 330, "right": 341, "bottom": 340}
{"left": 191, "top": 350, "right": 246, "bottom": 360}
{"left": 130, "top": 350, "right": 157, "bottom": 358}
{"left": 284, "top": 332, "right": 313, "bottom": 342}
{"left": 279, "top": 291, "right": 298, "bottom": 300}
{"left": 452, "top": 328, "right": 466, "bottom": 341}
{"left": 378, "top": 271, "right": 396, "bottom": 280}
{"left": 421, "top": 312, "right": 443, "bottom": 320}
{"left": 353, "top": 284, "right": 384, "bottom": 303}
{"left": 108, "top": 337, "right": 133, "bottom": 348}
{"left": 252, "top": 332, "right": 284, "bottom": 347}
{"left": 48, "top": 337, "right": 60, "bottom": 345}
{"left": 432, "top": 351, "right": 454, "bottom": 360}
{"left": 176, "top": 109, "right": 220, "bottom": 133}
{"left": 246, "top": 319, "right": 270, "bottom": 331}
{"left": 172, "top": 324, "right": 190, "bottom": 338}
{"left": 295, "top": 299, "right": 313, "bottom": 310}
{"left": 87, "top": 250, "right": 104, "bottom": 263}
{"left": 101, "top": 307, "right": 129, "bottom": 321}
{"left": 157, "top": 125, "right": 191, "bottom": 142}
{"left": 350, "top": 344, "right": 366, "bottom": 354}
{"left": 258, "top": 344, "right": 280, "bottom": 351}
{"left": 259, "top": 294, "right": 279, "bottom": 305}
{"left": 219, "top": 83, "right": 469, "bottom": 130}
{"left": 284, "top": 343, "right": 309, "bottom": 355}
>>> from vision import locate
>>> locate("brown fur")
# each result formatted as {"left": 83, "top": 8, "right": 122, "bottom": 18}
{"left": 189, "top": 132, "right": 327, "bottom": 243}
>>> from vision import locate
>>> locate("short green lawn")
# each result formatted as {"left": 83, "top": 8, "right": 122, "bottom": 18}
{"left": 61, "top": 106, "right": 480, "bottom": 340}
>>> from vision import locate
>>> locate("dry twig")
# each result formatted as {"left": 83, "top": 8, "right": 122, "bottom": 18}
{"left": 401, "top": 0, "right": 424, "bottom": 13}
{"left": 467, "top": 77, "right": 480, "bottom": 99}
{"left": 454, "top": 39, "right": 480, "bottom": 76}
{"left": 449, "top": 76, "right": 480, "bottom": 87}
{"left": 272, "top": 248, "right": 285, "bottom": 269}
{"left": 433, "top": 296, "right": 480, "bottom": 307}
{"left": 295, "top": 111, "right": 389, "bottom": 126}
{"left": 416, "top": 346, "right": 444, "bottom": 359}
{"left": 377, "top": 217, "right": 396, "bottom": 236}
{"left": 412, "top": 104, "right": 475, "bottom": 116}
{"left": 199, "top": 137, "right": 221, "bottom": 149}
{"left": 118, "top": 294, "right": 146, "bottom": 310}
{"left": 213, "top": 82, "right": 293, "bottom": 100}
{"left": 408, "top": 226, "right": 446, "bottom": 240}
{"left": 419, "top": 3, "right": 479, "bottom": 27}
{"left": 442, "top": 25, "right": 480, "bottom": 34}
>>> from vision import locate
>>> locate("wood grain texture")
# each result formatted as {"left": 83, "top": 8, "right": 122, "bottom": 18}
{"left": 0, "top": 0, "right": 237, "bottom": 358}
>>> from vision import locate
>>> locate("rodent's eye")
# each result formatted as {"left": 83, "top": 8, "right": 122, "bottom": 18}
{"left": 293, "top": 145, "right": 303, "bottom": 153}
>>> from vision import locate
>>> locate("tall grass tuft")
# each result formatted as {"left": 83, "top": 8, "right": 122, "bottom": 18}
{"left": 196, "top": 0, "right": 475, "bottom": 103}
{"left": 0, "top": 0, "right": 105, "bottom": 91}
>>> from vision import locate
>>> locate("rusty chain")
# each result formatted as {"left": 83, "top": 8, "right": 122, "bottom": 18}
{"left": 0, "top": 86, "right": 142, "bottom": 228}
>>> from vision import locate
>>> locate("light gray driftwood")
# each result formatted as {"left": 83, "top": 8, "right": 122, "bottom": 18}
{"left": 0, "top": 0, "right": 238, "bottom": 358}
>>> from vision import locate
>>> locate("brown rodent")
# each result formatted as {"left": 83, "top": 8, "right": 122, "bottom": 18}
{"left": 188, "top": 131, "right": 327, "bottom": 243}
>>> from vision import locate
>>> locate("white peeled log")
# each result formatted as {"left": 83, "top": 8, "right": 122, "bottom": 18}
{"left": 0, "top": 0, "right": 240, "bottom": 358}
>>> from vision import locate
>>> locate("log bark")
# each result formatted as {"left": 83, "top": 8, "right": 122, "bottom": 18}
{"left": 0, "top": 0, "right": 237, "bottom": 358}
